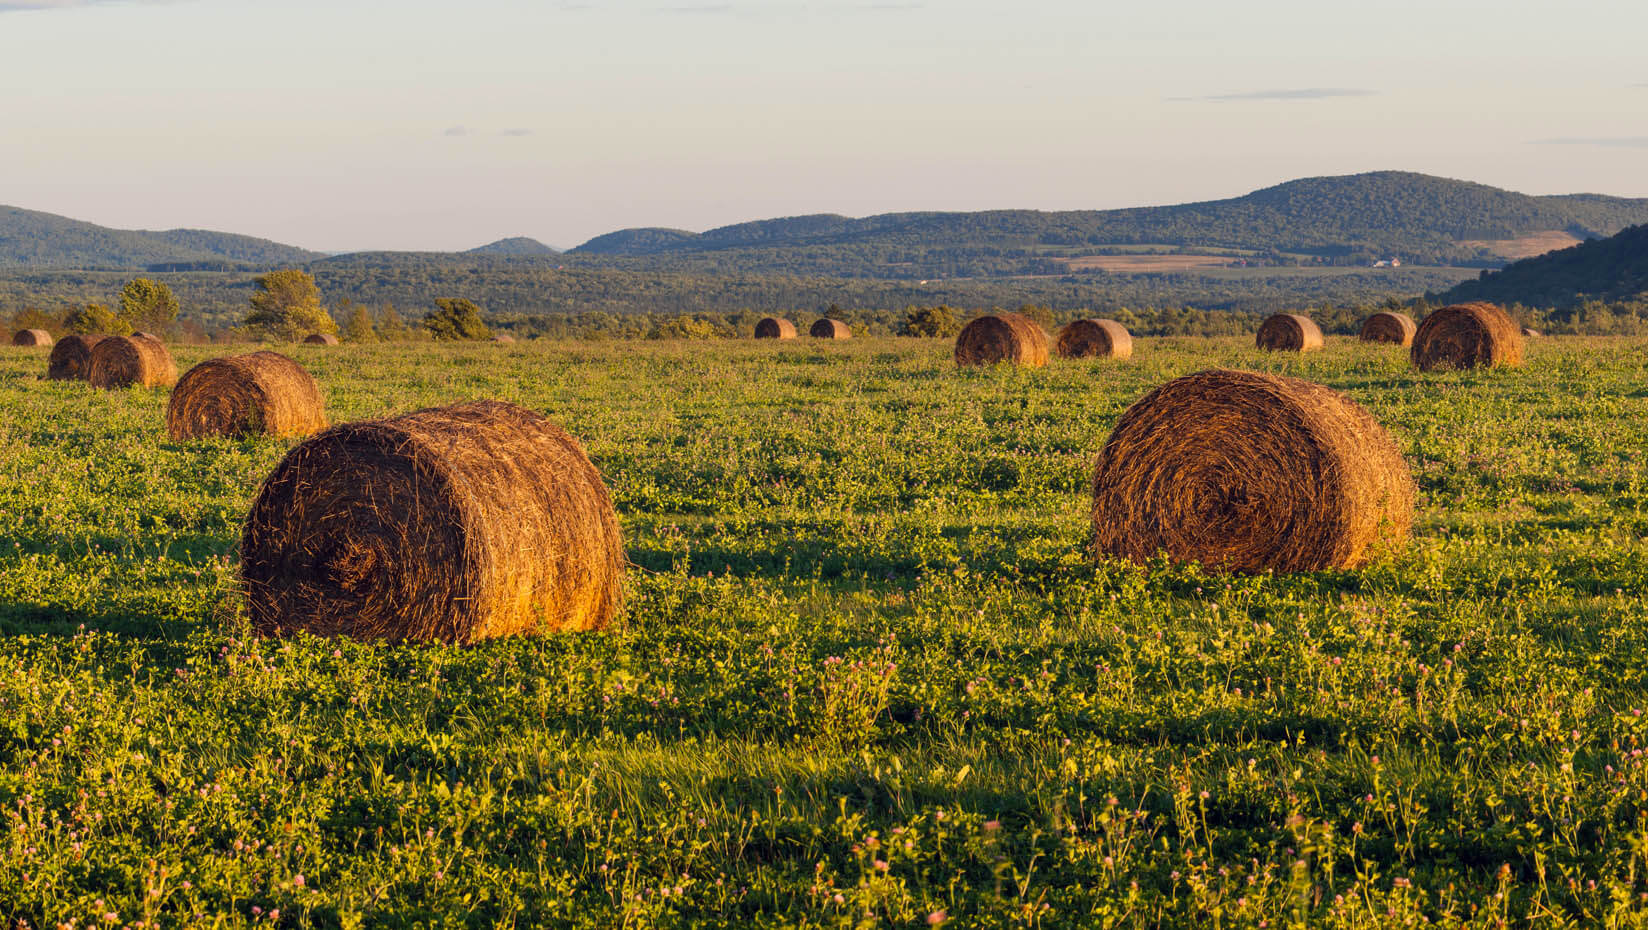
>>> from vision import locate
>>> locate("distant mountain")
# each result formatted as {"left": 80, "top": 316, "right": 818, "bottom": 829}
{"left": 1434, "top": 224, "right": 1648, "bottom": 309}
{"left": 0, "top": 206, "right": 322, "bottom": 270}
{"left": 466, "top": 236, "right": 559, "bottom": 256}
{"left": 567, "top": 172, "right": 1648, "bottom": 278}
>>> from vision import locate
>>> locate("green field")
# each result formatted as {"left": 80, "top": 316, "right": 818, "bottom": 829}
{"left": 5, "top": 337, "right": 1648, "bottom": 928}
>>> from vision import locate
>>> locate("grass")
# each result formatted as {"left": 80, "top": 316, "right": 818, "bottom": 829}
{"left": 3, "top": 335, "right": 1648, "bottom": 928}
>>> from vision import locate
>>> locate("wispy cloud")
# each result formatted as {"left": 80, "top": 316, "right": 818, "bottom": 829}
{"left": 1533, "top": 136, "right": 1648, "bottom": 148}
{"left": 1169, "top": 87, "right": 1377, "bottom": 103}
{"left": 443, "top": 126, "right": 469, "bottom": 138}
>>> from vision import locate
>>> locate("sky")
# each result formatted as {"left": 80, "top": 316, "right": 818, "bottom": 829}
{"left": 0, "top": 0, "right": 1644, "bottom": 252}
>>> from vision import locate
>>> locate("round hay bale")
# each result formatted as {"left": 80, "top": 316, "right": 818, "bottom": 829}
{"left": 87, "top": 335, "right": 177, "bottom": 390}
{"left": 166, "top": 351, "right": 327, "bottom": 441}
{"left": 12, "top": 329, "right": 53, "bottom": 347}
{"left": 810, "top": 319, "right": 851, "bottom": 339}
{"left": 303, "top": 333, "right": 340, "bottom": 346}
{"left": 1522, "top": 327, "right": 1541, "bottom": 338}
{"left": 1055, "top": 319, "right": 1133, "bottom": 360}
{"left": 241, "top": 399, "right": 624, "bottom": 643}
{"left": 46, "top": 334, "right": 107, "bottom": 380}
{"left": 492, "top": 333, "right": 516, "bottom": 344}
{"left": 754, "top": 318, "right": 797, "bottom": 339}
{"left": 954, "top": 313, "right": 1050, "bottom": 367}
{"left": 1410, "top": 302, "right": 1524, "bottom": 371}
{"left": 1358, "top": 311, "right": 1417, "bottom": 346}
{"left": 1090, "top": 368, "right": 1414, "bottom": 573}
{"left": 132, "top": 331, "right": 161, "bottom": 343}
{"left": 1255, "top": 313, "right": 1324, "bottom": 352}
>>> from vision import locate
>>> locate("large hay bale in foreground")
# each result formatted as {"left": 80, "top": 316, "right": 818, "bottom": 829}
{"left": 12, "top": 329, "right": 52, "bottom": 347}
{"left": 47, "top": 334, "right": 107, "bottom": 380}
{"left": 1255, "top": 314, "right": 1324, "bottom": 352}
{"left": 810, "top": 319, "right": 851, "bottom": 339}
{"left": 954, "top": 313, "right": 1049, "bottom": 367}
{"left": 1359, "top": 312, "right": 1417, "bottom": 346}
{"left": 241, "top": 400, "right": 624, "bottom": 643}
{"left": 1091, "top": 369, "right": 1414, "bottom": 573}
{"left": 1055, "top": 319, "right": 1133, "bottom": 360}
{"left": 166, "top": 352, "right": 327, "bottom": 440}
{"left": 1410, "top": 302, "right": 1523, "bottom": 371}
{"left": 87, "top": 335, "right": 177, "bottom": 389}
{"left": 754, "top": 318, "right": 797, "bottom": 339}
{"left": 303, "top": 333, "right": 340, "bottom": 346}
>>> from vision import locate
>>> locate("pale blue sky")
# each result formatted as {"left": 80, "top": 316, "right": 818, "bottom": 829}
{"left": 1, "top": 0, "right": 1644, "bottom": 251}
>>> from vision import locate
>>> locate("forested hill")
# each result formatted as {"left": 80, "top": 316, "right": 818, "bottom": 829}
{"left": 1435, "top": 224, "right": 1648, "bottom": 309}
{"left": 0, "top": 206, "right": 322, "bottom": 269}
{"left": 466, "top": 237, "right": 559, "bottom": 255}
{"left": 570, "top": 171, "right": 1648, "bottom": 272}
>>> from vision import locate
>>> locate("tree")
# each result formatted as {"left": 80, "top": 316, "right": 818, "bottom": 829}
{"left": 117, "top": 278, "right": 180, "bottom": 337}
{"left": 376, "top": 304, "right": 409, "bottom": 341}
{"left": 65, "top": 303, "right": 118, "bottom": 335}
{"left": 422, "top": 298, "right": 491, "bottom": 341}
{"left": 10, "top": 307, "right": 59, "bottom": 336}
{"left": 342, "top": 304, "right": 377, "bottom": 343}
{"left": 244, "top": 269, "right": 338, "bottom": 342}
{"left": 897, "top": 305, "right": 960, "bottom": 337}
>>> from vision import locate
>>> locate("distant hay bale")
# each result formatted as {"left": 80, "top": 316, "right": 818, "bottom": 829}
{"left": 1255, "top": 313, "right": 1324, "bottom": 352}
{"left": 492, "top": 334, "right": 516, "bottom": 344}
{"left": 1055, "top": 319, "right": 1133, "bottom": 360}
{"left": 810, "top": 319, "right": 851, "bottom": 339}
{"left": 954, "top": 313, "right": 1050, "bottom": 367}
{"left": 1522, "top": 327, "right": 1541, "bottom": 338}
{"left": 166, "top": 352, "right": 327, "bottom": 441}
{"left": 1410, "top": 302, "right": 1524, "bottom": 371}
{"left": 303, "top": 333, "right": 340, "bottom": 346}
{"left": 12, "top": 329, "right": 52, "bottom": 347}
{"left": 1358, "top": 311, "right": 1417, "bottom": 346}
{"left": 1090, "top": 368, "right": 1414, "bottom": 573}
{"left": 132, "top": 331, "right": 161, "bottom": 343}
{"left": 241, "top": 399, "right": 624, "bottom": 643}
{"left": 87, "top": 335, "right": 177, "bottom": 390}
{"left": 754, "top": 318, "right": 797, "bottom": 339}
{"left": 47, "top": 334, "right": 106, "bottom": 380}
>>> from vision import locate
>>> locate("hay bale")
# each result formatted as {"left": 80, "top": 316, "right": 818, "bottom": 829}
{"left": 810, "top": 319, "right": 851, "bottom": 339}
{"left": 754, "top": 318, "right": 797, "bottom": 339}
{"left": 166, "top": 351, "right": 327, "bottom": 440}
{"left": 12, "top": 329, "right": 52, "bottom": 347}
{"left": 1255, "top": 313, "right": 1324, "bottom": 352}
{"left": 303, "top": 333, "right": 340, "bottom": 346}
{"left": 954, "top": 313, "right": 1050, "bottom": 367}
{"left": 87, "top": 335, "right": 177, "bottom": 389}
{"left": 132, "top": 331, "right": 161, "bottom": 343}
{"left": 1090, "top": 369, "right": 1413, "bottom": 573}
{"left": 492, "top": 334, "right": 516, "bottom": 344}
{"left": 1358, "top": 312, "right": 1417, "bottom": 346}
{"left": 47, "top": 334, "right": 107, "bottom": 380}
{"left": 1055, "top": 319, "right": 1133, "bottom": 360}
{"left": 1410, "top": 302, "right": 1524, "bottom": 371}
{"left": 241, "top": 399, "right": 624, "bottom": 643}
{"left": 1522, "top": 327, "right": 1541, "bottom": 338}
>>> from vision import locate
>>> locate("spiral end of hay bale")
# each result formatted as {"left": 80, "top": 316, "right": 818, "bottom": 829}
{"left": 1358, "top": 312, "right": 1417, "bottom": 346}
{"left": 241, "top": 399, "right": 624, "bottom": 643}
{"left": 1255, "top": 314, "right": 1324, "bottom": 352}
{"left": 87, "top": 335, "right": 177, "bottom": 390}
{"left": 167, "top": 351, "right": 327, "bottom": 441}
{"left": 1091, "top": 369, "right": 1414, "bottom": 573}
{"left": 302, "top": 333, "right": 340, "bottom": 346}
{"left": 1410, "top": 302, "right": 1524, "bottom": 371}
{"left": 954, "top": 313, "right": 1050, "bottom": 367}
{"left": 754, "top": 318, "right": 797, "bottom": 339}
{"left": 47, "top": 334, "right": 107, "bottom": 380}
{"left": 12, "top": 329, "right": 53, "bottom": 348}
{"left": 1055, "top": 319, "right": 1133, "bottom": 359}
{"left": 809, "top": 319, "right": 851, "bottom": 339}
